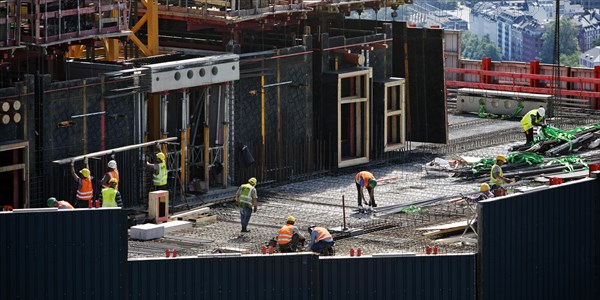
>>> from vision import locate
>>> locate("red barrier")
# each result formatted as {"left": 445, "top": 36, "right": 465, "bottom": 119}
{"left": 590, "top": 164, "right": 600, "bottom": 177}
{"left": 433, "top": 246, "right": 438, "bottom": 255}
{"left": 172, "top": 249, "right": 177, "bottom": 257}
{"left": 261, "top": 245, "right": 267, "bottom": 254}
{"left": 425, "top": 246, "right": 431, "bottom": 255}
{"left": 549, "top": 177, "right": 563, "bottom": 186}
{"left": 95, "top": 200, "right": 100, "bottom": 208}
{"left": 165, "top": 249, "right": 170, "bottom": 258}
{"left": 350, "top": 248, "right": 354, "bottom": 257}
{"left": 357, "top": 248, "right": 362, "bottom": 257}
{"left": 88, "top": 200, "right": 92, "bottom": 208}
{"left": 268, "top": 245, "right": 274, "bottom": 254}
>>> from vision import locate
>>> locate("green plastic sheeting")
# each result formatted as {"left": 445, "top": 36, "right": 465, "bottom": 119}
{"left": 478, "top": 101, "right": 524, "bottom": 119}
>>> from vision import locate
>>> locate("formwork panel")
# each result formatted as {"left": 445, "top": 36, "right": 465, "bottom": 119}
{"left": 478, "top": 178, "right": 600, "bottom": 299}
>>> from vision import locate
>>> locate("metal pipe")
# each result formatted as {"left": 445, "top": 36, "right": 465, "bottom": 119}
{"left": 52, "top": 137, "right": 177, "bottom": 164}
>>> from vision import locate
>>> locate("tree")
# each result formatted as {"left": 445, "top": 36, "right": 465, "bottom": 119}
{"left": 541, "top": 17, "right": 580, "bottom": 64}
{"left": 560, "top": 53, "right": 581, "bottom": 67}
{"left": 593, "top": 38, "right": 600, "bottom": 48}
{"left": 461, "top": 31, "right": 501, "bottom": 61}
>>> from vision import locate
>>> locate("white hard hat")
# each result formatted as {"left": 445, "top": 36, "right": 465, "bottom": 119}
{"left": 108, "top": 160, "right": 117, "bottom": 169}
{"left": 537, "top": 107, "right": 545, "bottom": 117}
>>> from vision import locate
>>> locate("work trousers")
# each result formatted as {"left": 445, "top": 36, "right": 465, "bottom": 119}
{"left": 239, "top": 205, "right": 253, "bottom": 231}
{"left": 75, "top": 200, "right": 90, "bottom": 208}
{"left": 355, "top": 183, "right": 375, "bottom": 207}
{"left": 524, "top": 128, "right": 534, "bottom": 145}
{"left": 310, "top": 240, "right": 334, "bottom": 255}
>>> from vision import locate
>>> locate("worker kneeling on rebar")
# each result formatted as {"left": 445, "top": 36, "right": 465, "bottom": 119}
{"left": 276, "top": 216, "right": 305, "bottom": 253}
{"left": 467, "top": 183, "right": 494, "bottom": 203}
{"left": 305, "top": 226, "right": 334, "bottom": 256}
{"left": 489, "top": 155, "right": 513, "bottom": 197}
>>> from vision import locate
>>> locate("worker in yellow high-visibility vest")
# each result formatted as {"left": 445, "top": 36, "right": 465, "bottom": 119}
{"left": 520, "top": 107, "right": 546, "bottom": 145}
{"left": 236, "top": 177, "right": 258, "bottom": 233}
{"left": 145, "top": 150, "right": 168, "bottom": 190}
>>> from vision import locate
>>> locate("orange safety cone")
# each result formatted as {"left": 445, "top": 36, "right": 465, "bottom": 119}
{"left": 357, "top": 248, "right": 362, "bottom": 257}
{"left": 165, "top": 249, "right": 170, "bottom": 258}
{"left": 172, "top": 249, "right": 177, "bottom": 257}
{"left": 261, "top": 245, "right": 267, "bottom": 254}
{"left": 350, "top": 248, "right": 354, "bottom": 257}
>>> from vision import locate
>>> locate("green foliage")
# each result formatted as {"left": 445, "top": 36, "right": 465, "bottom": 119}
{"left": 593, "top": 38, "right": 600, "bottom": 47}
{"left": 461, "top": 31, "right": 501, "bottom": 60}
{"left": 541, "top": 17, "right": 580, "bottom": 64}
{"left": 560, "top": 52, "right": 581, "bottom": 67}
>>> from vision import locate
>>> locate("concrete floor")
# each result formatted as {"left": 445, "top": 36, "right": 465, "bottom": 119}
{"left": 128, "top": 112, "right": 600, "bottom": 258}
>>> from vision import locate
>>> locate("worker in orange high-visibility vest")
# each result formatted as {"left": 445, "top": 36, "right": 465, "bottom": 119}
{"left": 276, "top": 216, "right": 305, "bottom": 253}
{"left": 71, "top": 157, "right": 93, "bottom": 208}
{"left": 355, "top": 171, "right": 377, "bottom": 209}
{"left": 101, "top": 152, "right": 119, "bottom": 190}
{"left": 47, "top": 197, "right": 74, "bottom": 209}
{"left": 305, "top": 226, "right": 334, "bottom": 255}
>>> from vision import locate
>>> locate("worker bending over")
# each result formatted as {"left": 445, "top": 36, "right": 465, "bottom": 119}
{"left": 277, "top": 216, "right": 305, "bottom": 253}
{"left": 355, "top": 171, "right": 377, "bottom": 209}
{"left": 71, "top": 157, "right": 93, "bottom": 208}
{"left": 100, "top": 178, "right": 123, "bottom": 207}
{"left": 520, "top": 107, "right": 546, "bottom": 145}
{"left": 306, "top": 226, "right": 334, "bottom": 255}
{"left": 236, "top": 177, "right": 258, "bottom": 233}
{"left": 467, "top": 183, "right": 494, "bottom": 203}
{"left": 490, "top": 155, "right": 512, "bottom": 197}
{"left": 145, "top": 149, "right": 168, "bottom": 189}
{"left": 101, "top": 154, "right": 119, "bottom": 190}
{"left": 47, "top": 197, "right": 74, "bottom": 209}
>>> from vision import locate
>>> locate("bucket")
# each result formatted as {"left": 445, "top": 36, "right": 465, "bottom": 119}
{"left": 549, "top": 177, "right": 563, "bottom": 186}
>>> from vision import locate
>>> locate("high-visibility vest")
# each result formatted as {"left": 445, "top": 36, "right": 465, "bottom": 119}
{"left": 103, "top": 170, "right": 119, "bottom": 190}
{"left": 489, "top": 164, "right": 504, "bottom": 187}
{"left": 238, "top": 183, "right": 254, "bottom": 208}
{"left": 314, "top": 227, "right": 333, "bottom": 242}
{"left": 520, "top": 109, "right": 543, "bottom": 131}
{"left": 152, "top": 162, "right": 168, "bottom": 186}
{"left": 277, "top": 224, "right": 295, "bottom": 245}
{"left": 58, "top": 201, "right": 74, "bottom": 209}
{"left": 76, "top": 177, "right": 93, "bottom": 201}
{"left": 355, "top": 171, "right": 374, "bottom": 187}
{"left": 101, "top": 188, "right": 118, "bottom": 207}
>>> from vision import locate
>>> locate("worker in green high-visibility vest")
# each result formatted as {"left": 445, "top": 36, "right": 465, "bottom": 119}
{"left": 520, "top": 107, "right": 546, "bottom": 145}
{"left": 145, "top": 149, "right": 168, "bottom": 190}
{"left": 100, "top": 178, "right": 123, "bottom": 207}
{"left": 235, "top": 177, "right": 258, "bottom": 233}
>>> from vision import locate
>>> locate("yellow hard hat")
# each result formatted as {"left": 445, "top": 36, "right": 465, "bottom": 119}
{"left": 156, "top": 152, "right": 166, "bottom": 162}
{"left": 480, "top": 183, "right": 490, "bottom": 192}
{"left": 287, "top": 216, "right": 296, "bottom": 223}
{"left": 248, "top": 177, "right": 257, "bottom": 186}
{"left": 79, "top": 168, "right": 90, "bottom": 178}
{"left": 108, "top": 178, "right": 118, "bottom": 185}
{"left": 496, "top": 155, "right": 506, "bottom": 162}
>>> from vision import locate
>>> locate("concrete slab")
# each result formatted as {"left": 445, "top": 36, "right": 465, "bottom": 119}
{"left": 130, "top": 223, "right": 165, "bottom": 240}
{"left": 161, "top": 220, "right": 193, "bottom": 233}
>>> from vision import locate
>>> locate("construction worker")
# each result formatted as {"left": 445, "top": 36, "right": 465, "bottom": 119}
{"left": 490, "top": 155, "right": 511, "bottom": 197}
{"left": 47, "top": 197, "right": 74, "bottom": 209}
{"left": 355, "top": 171, "right": 377, "bottom": 209}
{"left": 520, "top": 107, "right": 546, "bottom": 145}
{"left": 71, "top": 157, "right": 93, "bottom": 208}
{"left": 467, "top": 183, "right": 494, "bottom": 203}
{"left": 2, "top": 205, "right": 13, "bottom": 211}
{"left": 101, "top": 154, "right": 119, "bottom": 190}
{"left": 99, "top": 178, "right": 123, "bottom": 207}
{"left": 277, "top": 216, "right": 305, "bottom": 253}
{"left": 145, "top": 151, "right": 168, "bottom": 189}
{"left": 306, "top": 225, "right": 334, "bottom": 255}
{"left": 235, "top": 177, "right": 258, "bottom": 233}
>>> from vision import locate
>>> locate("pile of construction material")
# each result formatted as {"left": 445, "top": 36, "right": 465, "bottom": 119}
{"left": 426, "top": 123, "right": 600, "bottom": 182}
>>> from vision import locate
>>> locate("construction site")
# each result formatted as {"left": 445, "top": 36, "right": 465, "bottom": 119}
{"left": 1, "top": 0, "right": 599, "bottom": 299}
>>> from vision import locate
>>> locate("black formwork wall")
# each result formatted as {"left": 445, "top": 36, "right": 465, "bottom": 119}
{"left": 392, "top": 22, "right": 447, "bottom": 144}
{"left": 0, "top": 209, "right": 128, "bottom": 299}
{"left": 234, "top": 43, "right": 313, "bottom": 184}
{"left": 29, "top": 74, "right": 140, "bottom": 207}
{"left": 128, "top": 254, "right": 320, "bottom": 300}
{"left": 478, "top": 177, "right": 600, "bottom": 299}
{"left": 321, "top": 255, "right": 476, "bottom": 300}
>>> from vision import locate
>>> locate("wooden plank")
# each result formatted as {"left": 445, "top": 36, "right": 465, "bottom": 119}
{"left": 423, "top": 225, "right": 468, "bottom": 237}
{"left": 216, "top": 247, "right": 250, "bottom": 254}
{"left": 417, "top": 220, "right": 468, "bottom": 231}
{"left": 169, "top": 206, "right": 210, "bottom": 219}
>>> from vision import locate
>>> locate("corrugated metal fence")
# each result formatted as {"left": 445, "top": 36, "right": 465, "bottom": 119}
{"left": 478, "top": 177, "right": 600, "bottom": 299}
{"left": 0, "top": 208, "right": 128, "bottom": 300}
